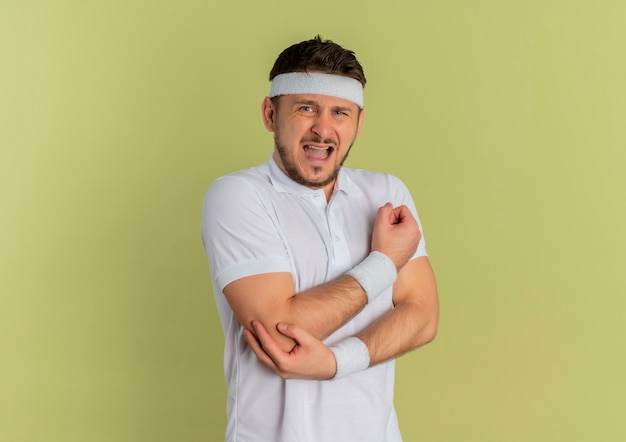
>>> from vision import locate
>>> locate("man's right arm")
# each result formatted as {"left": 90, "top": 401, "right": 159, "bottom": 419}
{"left": 222, "top": 203, "right": 421, "bottom": 353}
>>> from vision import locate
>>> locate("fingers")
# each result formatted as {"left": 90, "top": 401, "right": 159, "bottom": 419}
{"left": 243, "top": 328, "right": 277, "bottom": 369}
{"left": 251, "top": 320, "right": 290, "bottom": 358}
{"left": 378, "top": 202, "right": 416, "bottom": 225}
{"left": 372, "top": 203, "right": 421, "bottom": 270}
{"left": 389, "top": 204, "right": 416, "bottom": 225}
{"left": 275, "top": 322, "right": 311, "bottom": 345}
{"left": 245, "top": 322, "right": 337, "bottom": 380}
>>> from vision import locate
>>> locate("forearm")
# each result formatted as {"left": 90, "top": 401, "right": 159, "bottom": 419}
{"left": 357, "top": 299, "right": 438, "bottom": 366}
{"left": 355, "top": 256, "right": 439, "bottom": 367}
{"left": 288, "top": 250, "right": 398, "bottom": 341}
{"left": 286, "top": 274, "right": 367, "bottom": 341}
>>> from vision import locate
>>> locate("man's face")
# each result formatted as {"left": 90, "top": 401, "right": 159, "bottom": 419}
{"left": 262, "top": 93, "right": 364, "bottom": 196}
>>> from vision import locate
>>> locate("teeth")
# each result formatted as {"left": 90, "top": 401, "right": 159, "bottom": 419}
{"left": 305, "top": 146, "right": 330, "bottom": 160}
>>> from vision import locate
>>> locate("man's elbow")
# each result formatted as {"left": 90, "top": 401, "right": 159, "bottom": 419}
{"left": 422, "top": 321, "right": 438, "bottom": 345}
{"left": 414, "top": 314, "right": 438, "bottom": 348}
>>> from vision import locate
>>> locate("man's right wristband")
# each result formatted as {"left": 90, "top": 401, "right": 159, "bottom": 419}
{"left": 346, "top": 251, "right": 397, "bottom": 303}
{"left": 330, "top": 337, "right": 370, "bottom": 379}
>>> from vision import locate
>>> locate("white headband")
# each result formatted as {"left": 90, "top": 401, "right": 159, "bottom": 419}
{"left": 269, "top": 72, "right": 364, "bottom": 108}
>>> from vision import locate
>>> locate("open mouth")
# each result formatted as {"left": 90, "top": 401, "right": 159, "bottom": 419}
{"left": 304, "top": 145, "right": 333, "bottom": 160}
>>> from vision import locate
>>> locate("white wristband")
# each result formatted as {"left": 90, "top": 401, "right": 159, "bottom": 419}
{"left": 346, "top": 251, "right": 397, "bottom": 303}
{"left": 330, "top": 337, "right": 370, "bottom": 379}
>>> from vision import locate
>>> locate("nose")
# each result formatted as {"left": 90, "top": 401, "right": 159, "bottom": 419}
{"left": 311, "top": 111, "right": 334, "bottom": 141}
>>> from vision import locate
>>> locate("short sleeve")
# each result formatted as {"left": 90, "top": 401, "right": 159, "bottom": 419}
{"left": 389, "top": 175, "right": 428, "bottom": 259}
{"left": 202, "top": 175, "right": 292, "bottom": 293}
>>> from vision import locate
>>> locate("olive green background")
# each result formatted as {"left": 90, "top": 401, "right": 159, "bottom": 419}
{"left": 1, "top": 1, "right": 625, "bottom": 441}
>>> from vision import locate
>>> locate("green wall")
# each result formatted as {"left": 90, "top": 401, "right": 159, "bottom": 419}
{"left": 2, "top": 1, "right": 625, "bottom": 441}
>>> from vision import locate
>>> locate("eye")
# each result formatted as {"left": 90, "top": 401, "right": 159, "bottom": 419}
{"left": 332, "top": 108, "right": 351, "bottom": 117}
{"left": 299, "top": 106, "right": 314, "bottom": 113}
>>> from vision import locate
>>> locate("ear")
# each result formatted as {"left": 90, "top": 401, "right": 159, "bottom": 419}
{"left": 354, "top": 107, "right": 365, "bottom": 139}
{"left": 261, "top": 96, "right": 276, "bottom": 132}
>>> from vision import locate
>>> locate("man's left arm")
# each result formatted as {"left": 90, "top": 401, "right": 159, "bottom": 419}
{"left": 244, "top": 255, "right": 438, "bottom": 379}
{"left": 358, "top": 255, "right": 438, "bottom": 366}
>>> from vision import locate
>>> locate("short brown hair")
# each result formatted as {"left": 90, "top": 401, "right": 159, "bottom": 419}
{"left": 269, "top": 35, "right": 366, "bottom": 87}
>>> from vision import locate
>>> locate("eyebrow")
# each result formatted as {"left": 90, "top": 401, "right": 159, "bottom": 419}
{"left": 294, "top": 99, "right": 320, "bottom": 107}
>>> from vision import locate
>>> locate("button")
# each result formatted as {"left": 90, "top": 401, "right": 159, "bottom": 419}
{"left": 335, "top": 235, "right": 341, "bottom": 242}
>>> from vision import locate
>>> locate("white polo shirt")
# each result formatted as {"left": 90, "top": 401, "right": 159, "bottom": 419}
{"left": 202, "top": 155, "right": 427, "bottom": 442}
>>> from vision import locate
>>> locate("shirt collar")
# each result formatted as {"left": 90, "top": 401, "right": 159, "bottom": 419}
{"left": 267, "top": 154, "right": 362, "bottom": 198}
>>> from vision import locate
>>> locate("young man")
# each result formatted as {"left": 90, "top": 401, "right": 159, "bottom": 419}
{"left": 202, "top": 36, "right": 438, "bottom": 442}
